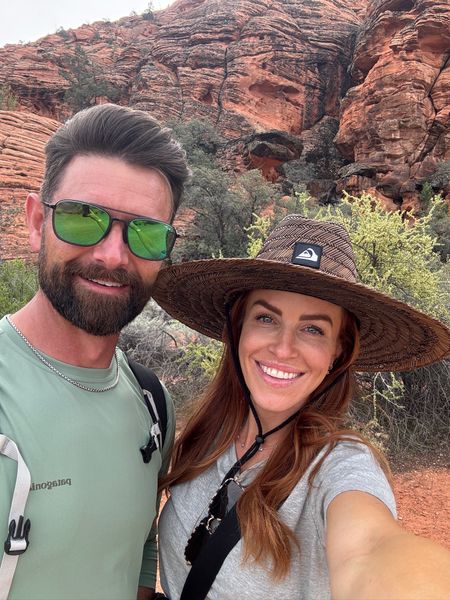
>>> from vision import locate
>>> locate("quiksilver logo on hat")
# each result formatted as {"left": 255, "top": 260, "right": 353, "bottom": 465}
{"left": 292, "top": 242, "right": 322, "bottom": 268}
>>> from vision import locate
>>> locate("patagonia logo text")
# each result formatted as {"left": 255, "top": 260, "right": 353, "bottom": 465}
{"left": 292, "top": 243, "right": 322, "bottom": 268}
{"left": 31, "top": 478, "right": 72, "bottom": 491}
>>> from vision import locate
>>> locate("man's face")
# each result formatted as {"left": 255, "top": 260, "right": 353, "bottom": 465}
{"left": 37, "top": 154, "right": 173, "bottom": 336}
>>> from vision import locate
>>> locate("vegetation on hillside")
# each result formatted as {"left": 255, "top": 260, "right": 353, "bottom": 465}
{"left": 59, "top": 45, "right": 119, "bottom": 113}
{"left": 0, "top": 83, "right": 19, "bottom": 110}
{"left": 0, "top": 260, "right": 37, "bottom": 318}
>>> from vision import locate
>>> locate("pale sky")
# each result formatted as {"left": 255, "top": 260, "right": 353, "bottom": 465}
{"left": 0, "top": 0, "right": 175, "bottom": 48}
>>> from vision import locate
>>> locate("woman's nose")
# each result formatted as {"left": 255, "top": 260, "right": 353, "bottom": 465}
{"left": 269, "top": 327, "right": 298, "bottom": 358}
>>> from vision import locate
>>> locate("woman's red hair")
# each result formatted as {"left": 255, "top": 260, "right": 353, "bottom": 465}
{"left": 161, "top": 292, "right": 389, "bottom": 578}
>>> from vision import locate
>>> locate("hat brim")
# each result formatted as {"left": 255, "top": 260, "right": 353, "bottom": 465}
{"left": 153, "top": 257, "right": 450, "bottom": 372}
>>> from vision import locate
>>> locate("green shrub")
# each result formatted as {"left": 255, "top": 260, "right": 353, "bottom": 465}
{"left": 59, "top": 45, "right": 119, "bottom": 112}
{"left": 0, "top": 84, "right": 19, "bottom": 110}
{"left": 0, "top": 260, "right": 37, "bottom": 318}
{"left": 142, "top": 1, "right": 155, "bottom": 21}
{"left": 169, "top": 119, "right": 283, "bottom": 260}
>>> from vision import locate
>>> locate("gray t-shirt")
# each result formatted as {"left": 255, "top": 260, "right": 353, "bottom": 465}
{"left": 159, "top": 440, "right": 396, "bottom": 599}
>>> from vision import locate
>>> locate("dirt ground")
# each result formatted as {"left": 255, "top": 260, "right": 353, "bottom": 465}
{"left": 392, "top": 466, "right": 450, "bottom": 550}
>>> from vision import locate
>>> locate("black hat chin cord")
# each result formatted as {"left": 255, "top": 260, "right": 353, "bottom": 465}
{"left": 224, "top": 306, "right": 301, "bottom": 476}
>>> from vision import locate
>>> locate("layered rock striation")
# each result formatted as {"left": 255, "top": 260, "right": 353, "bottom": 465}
{"left": 0, "top": 0, "right": 449, "bottom": 259}
{"left": 0, "top": 111, "right": 59, "bottom": 259}
{"left": 335, "top": 0, "right": 450, "bottom": 209}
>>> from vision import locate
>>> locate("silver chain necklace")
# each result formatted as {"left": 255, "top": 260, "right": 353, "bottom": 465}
{"left": 6, "top": 315, "right": 120, "bottom": 393}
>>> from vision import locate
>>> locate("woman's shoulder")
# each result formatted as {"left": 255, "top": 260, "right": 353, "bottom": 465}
{"left": 308, "top": 437, "right": 396, "bottom": 519}
{"left": 314, "top": 437, "right": 386, "bottom": 481}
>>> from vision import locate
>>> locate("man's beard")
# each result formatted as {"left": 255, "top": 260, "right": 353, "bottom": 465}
{"left": 38, "top": 247, "right": 154, "bottom": 336}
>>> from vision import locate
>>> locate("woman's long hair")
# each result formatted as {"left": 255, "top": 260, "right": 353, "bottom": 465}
{"left": 161, "top": 292, "right": 389, "bottom": 578}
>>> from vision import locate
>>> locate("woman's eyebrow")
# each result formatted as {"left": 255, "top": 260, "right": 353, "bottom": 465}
{"left": 251, "top": 301, "right": 334, "bottom": 326}
{"left": 251, "top": 299, "right": 282, "bottom": 315}
{"left": 299, "top": 313, "right": 333, "bottom": 326}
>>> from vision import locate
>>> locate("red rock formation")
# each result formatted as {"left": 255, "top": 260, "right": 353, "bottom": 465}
{"left": 0, "top": 1, "right": 366, "bottom": 136}
{"left": 335, "top": 0, "right": 450, "bottom": 205}
{"left": 0, "top": 111, "right": 59, "bottom": 259}
{"left": 0, "top": 0, "right": 449, "bottom": 261}
{"left": 134, "top": 0, "right": 366, "bottom": 139}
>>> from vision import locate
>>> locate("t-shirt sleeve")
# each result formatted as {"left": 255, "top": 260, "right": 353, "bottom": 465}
{"left": 311, "top": 441, "right": 397, "bottom": 546}
{"left": 138, "top": 384, "right": 176, "bottom": 589}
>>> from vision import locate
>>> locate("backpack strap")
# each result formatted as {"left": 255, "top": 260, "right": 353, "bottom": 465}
{"left": 0, "top": 435, "right": 32, "bottom": 600}
{"left": 180, "top": 504, "right": 241, "bottom": 600}
{"left": 127, "top": 358, "right": 168, "bottom": 463}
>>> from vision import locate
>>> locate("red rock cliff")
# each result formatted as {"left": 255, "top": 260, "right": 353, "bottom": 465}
{"left": 335, "top": 0, "right": 450, "bottom": 210}
{"left": 0, "top": 0, "right": 449, "bottom": 258}
{"left": 0, "top": 111, "right": 59, "bottom": 259}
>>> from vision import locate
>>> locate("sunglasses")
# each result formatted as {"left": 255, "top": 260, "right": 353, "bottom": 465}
{"left": 43, "top": 200, "right": 177, "bottom": 261}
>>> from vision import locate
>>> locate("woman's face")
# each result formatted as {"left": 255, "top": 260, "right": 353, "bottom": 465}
{"left": 238, "top": 289, "right": 343, "bottom": 427}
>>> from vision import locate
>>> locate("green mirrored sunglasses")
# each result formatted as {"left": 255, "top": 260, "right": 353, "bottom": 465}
{"left": 43, "top": 200, "right": 177, "bottom": 261}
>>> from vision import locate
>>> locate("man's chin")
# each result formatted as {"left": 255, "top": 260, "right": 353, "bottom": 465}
{"left": 65, "top": 294, "right": 137, "bottom": 336}
{"left": 38, "top": 257, "right": 152, "bottom": 335}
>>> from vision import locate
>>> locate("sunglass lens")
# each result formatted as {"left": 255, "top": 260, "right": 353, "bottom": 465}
{"left": 128, "top": 220, "right": 175, "bottom": 260}
{"left": 54, "top": 202, "right": 109, "bottom": 246}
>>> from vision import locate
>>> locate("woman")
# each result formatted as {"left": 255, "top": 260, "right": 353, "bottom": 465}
{"left": 153, "top": 214, "right": 450, "bottom": 599}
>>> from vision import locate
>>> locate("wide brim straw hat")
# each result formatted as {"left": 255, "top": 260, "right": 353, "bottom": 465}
{"left": 153, "top": 214, "right": 450, "bottom": 372}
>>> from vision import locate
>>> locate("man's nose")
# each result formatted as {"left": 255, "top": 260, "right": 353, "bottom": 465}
{"left": 90, "top": 221, "right": 130, "bottom": 269}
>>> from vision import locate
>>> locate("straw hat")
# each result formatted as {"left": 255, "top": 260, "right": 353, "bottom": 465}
{"left": 153, "top": 214, "right": 450, "bottom": 372}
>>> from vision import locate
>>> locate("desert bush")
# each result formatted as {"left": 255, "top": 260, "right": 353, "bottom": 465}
{"left": 142, "top": 1, "right": 155, "bottom": 21}
{"left": 167, "top": 119, "right": 282, "bottom": 260}
{"left": 118, "top": 301, "right": 215, "bottom": 418}
{"left": 0, "top": 84, "right": 19, "bottom": 110}
{"left": 59, "top": 45, "right": 119, "bottom": 112}
{"left": 418, "top": 189, "right": 450, "bottom": 261}
{"left": 0, "top": 260, "right": 37, "bottom": 318}
{"left": 55, "top": 27, "right": 71, "bottom": 40}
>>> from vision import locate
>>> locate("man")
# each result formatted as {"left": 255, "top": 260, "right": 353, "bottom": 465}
{"left": 0, "top": 104, "right": 190, "bottom": 599}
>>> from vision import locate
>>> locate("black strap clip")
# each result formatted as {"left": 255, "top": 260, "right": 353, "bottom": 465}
{"left": 4, "top": 516, "right": 31, "bottom": 555}
{"left": 140, "top": 436, "right": 158, "bottom": 464}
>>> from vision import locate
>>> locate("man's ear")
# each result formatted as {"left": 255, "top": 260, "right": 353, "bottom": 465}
{"left": 26, "top": 193, "right": 45, "bottom": 252}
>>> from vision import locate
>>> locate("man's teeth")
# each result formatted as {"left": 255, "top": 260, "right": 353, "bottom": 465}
{"left": 89, "top": 278, "right": 123, "bottom": 288}
{"left": 260, "top": 364, "right": 299, "bottom": 380}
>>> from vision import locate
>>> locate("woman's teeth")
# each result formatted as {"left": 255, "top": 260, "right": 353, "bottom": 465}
{"left": 260, "top": 364, "right": 299, "bottom": 380}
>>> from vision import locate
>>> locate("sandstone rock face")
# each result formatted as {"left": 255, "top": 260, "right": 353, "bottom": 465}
{"left": 0, "top": 0, "right": 365, "bottom": 154}
{"left": 0, "top": 111, "right": 59, "bottom": 259}
{"left": 0, "top": 0, "right": 449, "bottom": 261}
{"left": 335, "top": 0, "right": 450, "bottom": 208}
{"left": 146, "top": 0, "right": 364, "bottom": 137}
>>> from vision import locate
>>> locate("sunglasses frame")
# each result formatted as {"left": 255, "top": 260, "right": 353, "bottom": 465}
{"left": 42, "top": 199, "right": 177, "bottom": 261}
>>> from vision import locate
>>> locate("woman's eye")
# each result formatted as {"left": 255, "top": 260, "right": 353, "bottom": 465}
{"left": 256, "top": 314, "right": 273, "bottom": 324}
{"left": 304, "top": 325, "right": 324, "bottom": 335}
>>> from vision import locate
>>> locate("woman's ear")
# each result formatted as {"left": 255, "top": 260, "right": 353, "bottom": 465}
{"left": 26, "top": 193, "right": 45, "bottom": 252}
{"left": 332, "top": 341, "right": 343, "bottom": 370}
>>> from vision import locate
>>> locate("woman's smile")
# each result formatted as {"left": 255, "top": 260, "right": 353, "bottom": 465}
{"left": 258, "top": 361, "right": 303, "bottom": 381}
{"left": 239, "top": 289, "right": 343, "bottom": 425}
